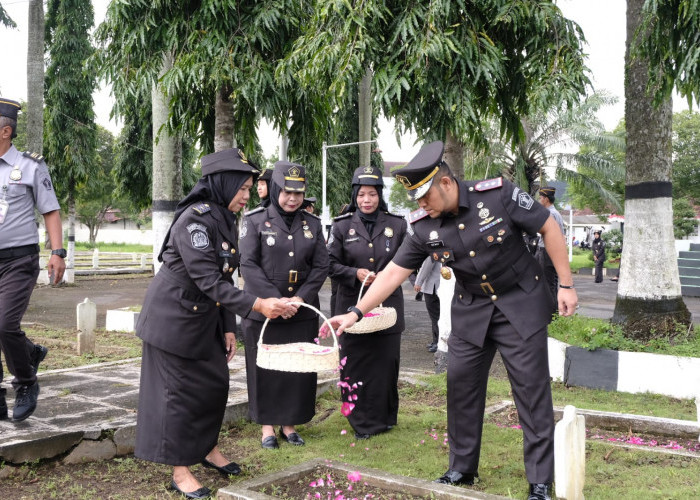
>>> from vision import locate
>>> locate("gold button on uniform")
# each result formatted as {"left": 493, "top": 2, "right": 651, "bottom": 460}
{"left": 369, "top": 258, "right": 375, "bottom": 263}
{"left": 216, "top": 302, "right": 220, "bottom": 307}
{"left": 459, "top": 224, "right": 465, "bottom": 230}
{"left": 469, "top": 251, "right": 476, "bottom": 257}
{"left": 482, "top": 274, "right": 487, "bottom": 280}
{"left": 231, "top": 249, "right": 236, "bottom": 254}
{"left": 288, "top": 287, "right": 293, "bottom": 292}
{"left": 289, "top": 252, "right": 294, "bottom": 257}
{"left": 288, "top": 235, "right": 293, "bottom": 240}
{"left": 535, "top": 275, "right": 539, "bottom": 280}
{"left": 193, "top": 305, "right": 198, "bottom": 311}
{"left": 491, "top": 295, "right": 497, "bottom": 301}
{"left": 368, "top": 243, "right": 373, "bottom": 248}
{"left": 497, "top": 237, "right": 502, "bottom": 242}
{"left": 469, "top": 187, "right": 474, "bottom": 191}
{"left": 459, "top": 294, "right": 463, "bottom": 299}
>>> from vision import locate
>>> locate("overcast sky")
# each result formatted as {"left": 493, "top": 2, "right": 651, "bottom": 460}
{"left": 0, "top": 0, "right": 687, "bottom": 162}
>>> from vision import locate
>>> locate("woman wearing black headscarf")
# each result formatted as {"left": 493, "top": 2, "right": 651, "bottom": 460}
{"left": 135, "top": 149, "right": 294, "bottom": 499}
{"left": 326, "top": 165, "right": 407, "bottom": 439}
{"left": 256, "top": 167, "right": 273, "bottom": 208}
{"left": 239, "top": 161, "right": 329, "bottom": 449}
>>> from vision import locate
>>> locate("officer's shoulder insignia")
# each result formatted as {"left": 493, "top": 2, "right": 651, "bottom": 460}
{"left": 384, "top": 211, "right": 404, "bottom": 219}
{"left": 333, "top": 212, "right": 353, "bottom": 221}
{"left": 408, "top": 208, "right": 429, "bottom": 224}
{"left": 517, "top": 191, "right": 534, "bottom": 210}
{"left": 23, "top": 151, "right": 44, "bottom": 162}
{"left": 474, "top": 177, "right": 503, "bottom": 192}
{"left": 244, "top": 206, "right": 264, "bottom": 217}
{"left": 305, "top": 212, "right": 321, "bottom": 220}
{"left": 191, "top": 203, "right": 211, "bottom": 215}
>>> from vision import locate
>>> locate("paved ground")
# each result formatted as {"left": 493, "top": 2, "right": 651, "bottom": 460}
{"left": 2, "top": 272, "right": 700, "bottom": 463}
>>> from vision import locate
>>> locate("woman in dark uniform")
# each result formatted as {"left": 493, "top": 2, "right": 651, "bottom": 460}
{"left": 256, "top": 167, "right": 272, "bottom": 208}
{"left": 326, "top": 165, "right": 407, "bottom": 439}
{"left": 135, "top": 149, "right": 294, "bottom": 499}
{"left": 239, "top": 161, "right": 329, "bottom": 449}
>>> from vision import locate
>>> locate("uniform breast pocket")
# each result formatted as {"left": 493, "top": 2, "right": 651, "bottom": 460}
{"left": 482, "top": 225, "right": 510, "bottom": 247}
{"left": 6, "top": 183, "right": 28, "bottom": 200}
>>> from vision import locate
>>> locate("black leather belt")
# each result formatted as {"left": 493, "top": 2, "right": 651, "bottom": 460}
{"left": 0, "top": 244, "right": 40, "bottom": 260}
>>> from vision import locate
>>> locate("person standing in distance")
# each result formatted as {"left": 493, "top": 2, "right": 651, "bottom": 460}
{"left": 592, "top": 230, "right": 605, "bottom": 283}
{"left": 321, "top": 141, "right": 577, "bottom": 500}
{"left": 536, "top": 186, "right": 566, "bottom": 313}
{"left": 0, "top": 98, "right": 64, "bottom": 422}
{"left": 256, "top": 167, "right": 273, "bottom": 208}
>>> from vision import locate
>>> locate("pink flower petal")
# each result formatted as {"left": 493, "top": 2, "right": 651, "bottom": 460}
{"left": 341, "top": 429, "right": 347, "bottom": 435}
{"left": 340, "top": 402, "right": 355, "bottom": 416}
{"left": 347, "top": 471, "right": 362, "bottom": 482}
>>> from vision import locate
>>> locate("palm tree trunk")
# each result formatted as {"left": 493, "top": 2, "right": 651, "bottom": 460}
{"left": 444, "top": 131, "right": 464, "bottom": 180}
{"left": 214, "top": 85, "right": 234, "bottom": 152}
{"left": 26, "top": 0, "right": 45, "bottom": 154}
{"left": 358, "top": 67, "right": 372, "bottom": 166}
{"left": 151, "top": 53, "right": 182, "bottom": 274}
{"left": 612, "top": 0, "right": 690, "bottom": 338}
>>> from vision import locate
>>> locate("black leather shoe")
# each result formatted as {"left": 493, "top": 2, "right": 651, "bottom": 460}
{"left": 427, "top": 343, "right": 437, "bottom": 353}
{"left": 354, "top": 432, "right": 372, "bottom": 440}
{"left": 200, "top": 458, "right": 241, "bottom": 476}
{"left": 261, "top": 436, "right": 279, "bottom": 449}
{"left": 434, "top": 470, "right": 476, "bottom": 486}
{"left": 31, "top": 344, "right": 49, "bottom": 374}
{"left": 279, "top": 427, "right": 305, "bottom": 446}
{"left": 168, "top": 480, "right": 212, "bottom": 499}
{"left": 527, "top": 483, "right": 552, "bottom": 500}
{"left": 12, "top": 382, "right": 39, "bottom": 422}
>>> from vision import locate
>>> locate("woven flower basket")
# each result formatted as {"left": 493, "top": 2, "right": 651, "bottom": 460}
{"left": 256, "top": 302, "right": 339, "bottom": 373}
{"left": 345, "top": 272, "right": 397, "bottom": 334}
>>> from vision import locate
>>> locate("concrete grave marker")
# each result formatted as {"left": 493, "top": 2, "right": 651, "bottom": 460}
{"left": 555, "top": 405, "right": 586, "bottom": 500}
{"left": 92, "top": 248, "right": 99, "bottom": 269}
{"left": 76, "top": 298, "right": 96, "bottom": 355}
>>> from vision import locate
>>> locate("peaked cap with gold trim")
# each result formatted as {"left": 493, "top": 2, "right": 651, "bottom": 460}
{"left": 272, "top": 161, "right": 306, "bottom": 192}
{"left": 393, "top": 140, "right": 445, "bottom": 201}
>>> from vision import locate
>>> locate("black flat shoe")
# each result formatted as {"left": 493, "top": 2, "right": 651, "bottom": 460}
{"left": 261, "top": 435, "right": 279, "bottom": 449}
{"left": 279, "top": 427, "right": 305, "bottom": 446}
{"left": 168, "top": 480, "right": 212, "bottom": 499}
{"left": 354, "top": 432, "right": 373, "bottom": 440}
{"left": 434, "top": 469, "right": 477, "bottom": 486}
{"left": 200, "top": 458, "right": 241, "bottom": 476}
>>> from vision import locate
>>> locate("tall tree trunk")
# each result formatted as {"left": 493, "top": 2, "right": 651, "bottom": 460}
{"left": 214, "top": 85, "right": 234, "bottom": 152}
{"left": 358, "top": 67, "right": 372, "bottom": 166}
{"left": 612, "top": 0, "right": 690, "bottom": 338}
{"left": 26, "top": 0, "right": 45, "bottom": 154}
{"left": 151, "top": 54, "right": 182, "bottom": 274}
{"left": 444, "top": 131, "right": 464, "bottom": 180}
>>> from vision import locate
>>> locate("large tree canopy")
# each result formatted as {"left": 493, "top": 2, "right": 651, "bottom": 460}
{"left": 280, "top": 0, "right": 590, "bottom": 147}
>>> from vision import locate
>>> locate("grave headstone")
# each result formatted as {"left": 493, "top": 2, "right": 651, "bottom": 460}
{"left": 555, "top": 405, "right": 586, "bottom": 500}
{"left": 92, "top": 248, "right": 99, "bottom": 269}
{"left": 76, "top": 298, "right": 96, "bottom": 355}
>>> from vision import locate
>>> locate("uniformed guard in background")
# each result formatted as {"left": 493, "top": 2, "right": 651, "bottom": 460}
{"left": 322, "top": 141, "right": 578, "bottom": 500}
{"left": 0, "top": 98, "right": 64, "bottom": 422}
{"left": 536, "top": 187, "right": 566, "bottom": 313}
{"left": 239, "top": 161, "right": 329, "bottom": 450}
{"left": 135, "top": 149, "right": 295, "bottom": 498}
{"left": 256, "top": 167, "right": 273, "bottom": 208}
{"left": 327, "top": 165, "right": 407, "bottom": 439}
{"left": 592, "top": 229, "right": 605, "bottom": 283}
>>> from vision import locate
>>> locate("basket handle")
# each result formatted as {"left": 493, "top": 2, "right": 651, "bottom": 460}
{"left": 356, "top": 271, "right": 376, "bottom": 304}
{"left": 258, "top": 301, "right": 338, "bottom": 349}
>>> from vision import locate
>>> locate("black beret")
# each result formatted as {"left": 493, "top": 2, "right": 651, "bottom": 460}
{"left": 0, "top": 98, "right": 21, "bottom": 121}
{"left": 201, "top": 148, "right": 260, "bottom": 177}
{"left": 259, "top": 168, "right": 273, "bottom": 182}
{"left": 393, "top": 141, "right": 444, "bottom": 201}
{"left": 352, "top": 165, "right": 384, "bottom": 186}
{"left": 272, "top": 161, "right": 306, "bottom": 192}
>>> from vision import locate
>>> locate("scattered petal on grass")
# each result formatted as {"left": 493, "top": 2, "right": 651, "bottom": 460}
{"left": 340, "top": 429, "right": 347, "bottom": 435}
{"left": 340, "top": 402, "right": 355, "bottom": 416}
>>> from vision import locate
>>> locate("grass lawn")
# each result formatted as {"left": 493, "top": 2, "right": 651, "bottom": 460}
{"left": 1, "top": 376, "right": 697, "bottom": 499}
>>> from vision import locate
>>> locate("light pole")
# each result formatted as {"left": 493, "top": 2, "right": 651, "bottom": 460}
{"left": 321, "top": 139, "right": 377, "bottom": 233}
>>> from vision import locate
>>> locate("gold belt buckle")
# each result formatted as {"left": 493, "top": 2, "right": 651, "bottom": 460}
{"left": 480, "top": 282, "right": 495, "bottom": 294}
{"left": 289, "top": 270, "right": 298, "bottom": 283}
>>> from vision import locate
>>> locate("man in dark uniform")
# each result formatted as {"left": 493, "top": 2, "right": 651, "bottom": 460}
{"left": 0, "top": 98, "right": 65, "bottom": 421}
{"left": 592, "top": 230, "right": 605, "bottom": 283}
{"left": 322, "top": 141, "right": 577, "bottom": 500}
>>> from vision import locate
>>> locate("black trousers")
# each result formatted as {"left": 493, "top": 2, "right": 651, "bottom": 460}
{"left": 424, "top": 292, "right": 440, "bottom": 344}
{"left": 0, "top": 254, "right": 40, "bottom": 388}
{"left": 594, "top": 257, "right": 605, "bottom": 282}
{"left": 446, "top": 308, "right": 554, "bottom": 484}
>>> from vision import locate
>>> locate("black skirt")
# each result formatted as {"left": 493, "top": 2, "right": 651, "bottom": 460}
{"left": 242, "top": 317, "right": 318, "bottom": 425}
{"left": 339, "top": 332, "right": 401, "bottom": 435}
{"left": 135, "top": 342, "right": 229, "bottom": 466}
